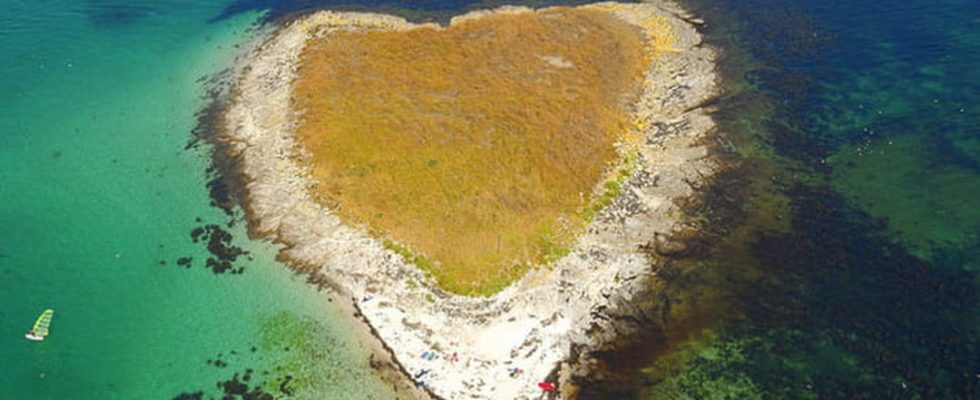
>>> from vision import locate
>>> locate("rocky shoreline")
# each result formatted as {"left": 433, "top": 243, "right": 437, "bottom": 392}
{"left": 215, "top": 2, "right": 720, "bottom": 399}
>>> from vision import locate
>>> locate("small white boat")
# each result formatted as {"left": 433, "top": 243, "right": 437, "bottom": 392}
{"left": 26, "top": 309, "right": 54, "bottom": 341}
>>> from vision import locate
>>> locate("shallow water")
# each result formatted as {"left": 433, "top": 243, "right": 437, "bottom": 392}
{"left": 0, "top": 1, "right": 396, "bottom": 399}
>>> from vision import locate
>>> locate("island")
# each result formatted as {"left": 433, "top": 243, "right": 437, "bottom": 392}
{"left": 216, "top": 1, "right": 719, "bottom": 398}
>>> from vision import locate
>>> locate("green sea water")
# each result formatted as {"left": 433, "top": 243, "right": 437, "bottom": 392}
{"left": 4, "top": 0, "right": 978, "bottom": 399}
{"left": 0, "top": 1, "right": 395, "bottom": 399}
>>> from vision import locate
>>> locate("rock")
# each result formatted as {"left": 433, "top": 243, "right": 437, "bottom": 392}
{"left": 653, "top": 233, "right": 689, "bottom": 257}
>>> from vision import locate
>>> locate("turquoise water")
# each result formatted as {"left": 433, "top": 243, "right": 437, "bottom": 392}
{"left": 0, "top": 1, "right": 395, "bottom": 399}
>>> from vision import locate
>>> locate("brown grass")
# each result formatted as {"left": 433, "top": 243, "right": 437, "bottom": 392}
{"left": 293, "top": 8, "right": 654, "bottom": 295}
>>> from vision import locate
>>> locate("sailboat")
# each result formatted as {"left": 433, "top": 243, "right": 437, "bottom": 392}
{"left": 25, "top": 309, "right": 55, "bottom": 341}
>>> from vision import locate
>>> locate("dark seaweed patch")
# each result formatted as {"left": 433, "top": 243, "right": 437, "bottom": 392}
{"left": 208, "top": 0, "right": 598, "bottom": 25}
{"left": 924, "top": 129, "right": 980, "bottom": 174}
{"left": 576, "top": 0, "right": 980, "bottom": 397}
{"left": 188, "top": 67, "right": 248, "bottom": 222}
{"left": 83, "top": 1, "right": 157, "bottom": 28}
{"left": 218, "top": 372, "right": 275, "bottom": 400}
{"left": 186, "top": 224, "right": 249, "bottom": 275}
{"left": 206, "top": 173, "right": 236, "bottom": 218}
{"left": 171, "top": 392, "right": 204, "bottom": 400}
{"left": 728, "top": 184, "right": 980, "bottom": 398}
{"left": 175, "top": 346, "right": 292, "bottom": 400}
{"left": 182, "top": 223, "right": 246, "bottom": 273}
{"left": 278, "top": 375, "right": 294, "bottom": 396}
{"left": 191, "top": 227, "right": 205, "bottom": 242}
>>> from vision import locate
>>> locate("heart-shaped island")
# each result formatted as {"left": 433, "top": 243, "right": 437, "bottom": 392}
{"left": 220, "top": 2, "right": 719, "bottom": 398}
{"left": 293, "top": 7, "right": 653, "bottom": 296}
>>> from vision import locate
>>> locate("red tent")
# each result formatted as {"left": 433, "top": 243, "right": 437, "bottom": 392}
{"left": 538, "top": 381, "right": 557, "bottom": 392}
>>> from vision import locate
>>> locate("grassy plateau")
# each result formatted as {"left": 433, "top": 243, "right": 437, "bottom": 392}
{"left": 293, "top": 7, "right": 666, "bottom": 295}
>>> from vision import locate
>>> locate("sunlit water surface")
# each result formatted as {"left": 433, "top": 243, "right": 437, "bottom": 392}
{"left": 2, "top": 0, "right": 978, "bottom": 399}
